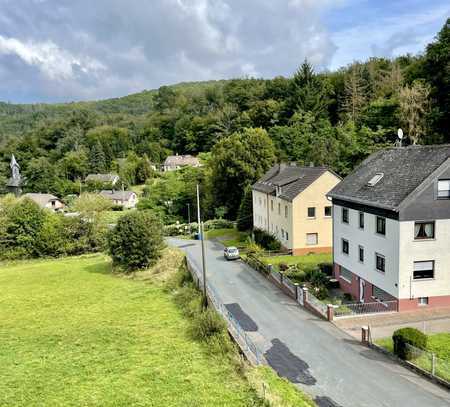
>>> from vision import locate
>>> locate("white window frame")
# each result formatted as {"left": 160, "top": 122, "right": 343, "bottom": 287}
{"left": 413, "top": 260, "right": 435, "bottom": 280}
{"left": 375, "top": 253, "right": 385, "bottom": 273}
{"left": 306, "top": 233, "right": 318, "bottom": 246}
{"left": 437, "top": 179, "right": 450, "bottom": 199}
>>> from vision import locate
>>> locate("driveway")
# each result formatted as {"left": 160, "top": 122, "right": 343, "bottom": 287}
{"left": 169, "top": 238, "right": 450, "bottom": 407}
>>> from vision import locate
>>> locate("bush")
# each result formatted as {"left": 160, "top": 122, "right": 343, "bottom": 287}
{"left": 107, "top": 210, "right": 165, "bottom": 271}
{"left": 253, "top": 228, "right": 282, "bottom": 251}
{"left": 318, "top": 262, "right": 333, "bottom": 276}
{"left": 203, "top": 219, "right": 234, "bottom": 230}
{"left": 191, "top": 308, "right": 227, "bottom": 341}
{"left": 393, "top": 327, "right": 428, "bottom": 360}
{"left": 279, "top": 263, "right": 289, "bottom": 272}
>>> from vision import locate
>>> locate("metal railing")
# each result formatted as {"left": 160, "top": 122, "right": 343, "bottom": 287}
{"left": 185, "top": 256, "right": 266, "bottom": 365}
{"left": 405, "top": 343, "right": 450, "bottom": 383}
{"left": 333, "top": 300, "right": 398, "bottom": 318}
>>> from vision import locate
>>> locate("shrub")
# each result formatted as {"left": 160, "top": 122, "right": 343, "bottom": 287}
{"left": 253, "top": 228, "right": 281, "bottom": 251}
{"left": 203, "top": 219, "right": 234, "bottom": 230}
{"left": 107, "top": 210, "right": 165, "bottom": 271}
{"left": 318, "top": 262, "right": 333, "bottom": 276}
{"left": 279, "top": 262, "right": 289, "bottom": 272}
{"left": 191, "top": 308, "right": 227, "bottom": 341}
{"left": 245, "top": 241, "right": 264, "bottom": 255}
{"left": 393, "top": 327, "right": 428, "bottom": 360}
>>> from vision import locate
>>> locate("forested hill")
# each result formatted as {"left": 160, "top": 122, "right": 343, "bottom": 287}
{"left": 0, "top": 19, "right": 448, "bottom": 215}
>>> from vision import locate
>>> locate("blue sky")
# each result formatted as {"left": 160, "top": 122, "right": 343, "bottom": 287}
{"left": 0, "top": 0, "right": 448, "bottom": 103}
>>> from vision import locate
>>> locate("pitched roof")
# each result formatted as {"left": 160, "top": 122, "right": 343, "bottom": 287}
{"left": 163, "top": 155, "right": 200, "bottom": 167}
{"left": 100, "top": 190, "right": 135, "bottom": 202}
{"left": 252, "top": 164, "right": 333, "bottom": 201}
{"left": 23, "top": 193, "right": 62, "bottom": 207}
{"left": 85, "top": 173, "right": 119, "bottom": 183}
{"left": 328, "top": 145, "right": 450, "bottom": 210}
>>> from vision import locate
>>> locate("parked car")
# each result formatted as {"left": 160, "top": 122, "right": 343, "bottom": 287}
{"left": 224, "top": 246, "right": 240, "bottom": 261}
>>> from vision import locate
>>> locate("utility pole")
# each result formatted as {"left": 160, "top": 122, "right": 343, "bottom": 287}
{"left": 196, "top": 184, "right": 207, "bottom": 305}
{"left": 187, "top": 203, "right": 191, "bottom": 234}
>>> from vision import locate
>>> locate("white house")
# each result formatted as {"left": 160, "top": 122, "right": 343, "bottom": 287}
{"left": 162, "top": 155, "right": 201, "bottom": 171}
{"left": 252, "top": 163, "right": 341, "bottom": 254}
{"left": 23, "top": 193, "right": 65, "bottom": 211}
{"left": 100, "top": 190, "right": 138, "bottom": 209}
{"left": 85, "top": 173, "right": 120, "bottom": 186}
{"left": 328, "top": 145, "right": 450, "bottom": 311}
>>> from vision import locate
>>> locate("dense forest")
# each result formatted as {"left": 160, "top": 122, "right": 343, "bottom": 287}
{"left": 0, "top": 19, "right": 448, "bottom": 223}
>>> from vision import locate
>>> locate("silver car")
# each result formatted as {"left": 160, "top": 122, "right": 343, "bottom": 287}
{"left": 224, "top": 246, "right": 240, "bottom": 261}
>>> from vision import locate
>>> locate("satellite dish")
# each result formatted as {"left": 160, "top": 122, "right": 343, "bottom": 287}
{"left": 398, "top": 128, "right": 404, "bottom": 140}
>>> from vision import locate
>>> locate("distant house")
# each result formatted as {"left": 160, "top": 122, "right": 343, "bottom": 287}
{"left": 100, "top": 190, "right": 138, "bottom": 209}
{"left": 85, "top": 174, "right": 120, "bottom": 186}
{"left": 23, "top": 193, "right": 65, "bottom": 211}
{"left": 328, "top": 145, "right": 450, "bottom": 311}
{"left": 252, "top": 164, "right": 341, "bottom": 255}
{"left": 162, "top": 155, "right": 201, "bottom": 171}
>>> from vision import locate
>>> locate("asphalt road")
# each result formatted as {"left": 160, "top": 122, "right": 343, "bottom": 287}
{"left": 169, "top": 238, "right": 450, "bottom": 407}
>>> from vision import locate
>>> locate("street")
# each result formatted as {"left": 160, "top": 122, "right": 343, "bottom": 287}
{"left": 169, "top": 238, "right": 450, "bottom": 407}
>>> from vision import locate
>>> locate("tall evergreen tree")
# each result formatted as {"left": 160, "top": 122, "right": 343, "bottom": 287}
{"left": 89, "top": 141, "right": 107, "bottom": 173}
{"left": 236, "top": 187, "right": 253, "bottom": 231}
{"left": 341, "top": 64, "right": 367, "bottom": 122}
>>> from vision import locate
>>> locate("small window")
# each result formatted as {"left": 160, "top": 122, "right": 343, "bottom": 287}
{"left": 342, "top": 239, "right": 349, "bottom": 255}
{"left": 367, "top": 173, "right": 384, "bottom": 187}
{"left": 418, "top": 297, "right": 429, "bottom": 306}
{"left": 307, "top": 207, "right": 316, "bottom": 218}
{"left": 340, "top": 266, "right": 352, "bottom": 283}
{"left": 414, "top": 222, "right": 435, "bottom": 239}
{"left": 359, "top": 246, "right": 364, "bottom": 263}
{"left": 259, "top": 197, "right": 262, "bottom": 206}
{"left": 306, "top": 233, "right": 318, "bottom": 245}
{"left": 286, "top": 232, "right": 289, "bottom": 241}
{"left": 324, "top": 206, "right": 332, "bottom": 217}
{"left": 278, "top": 203, "right": 281, "bottom": 215}
{"left": 271, "top": 200, "right": 274, "bottom": 211}
{"left": 375, "top": 253, "right": 385, "bottom": 273}
{"left": 437, "top": 179, "right": 450, "bottom": 199}
{"left": 359, "top": 212, "right": 364, "bottom": 229}
{"left": 285, "top": 205, "right": 288, "bottom": 218}
{"left": 281, "top": 229, "right": 285, "bottom": 239}
{"left": 342, "top": 208, "right": 349, "bottom": 224}
{"left": 413, "top": 261, "right": 434, "bottom": 280}
{"left": 376, "top": 216, "right": 386, "bottom": 235}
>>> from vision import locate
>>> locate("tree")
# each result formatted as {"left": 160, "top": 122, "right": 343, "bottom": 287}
{"left": 236, "top": 187, "right": 253, "bottom": 231}
{"left": 210, "top": 128, "right": 276, "bottom": 218}
{"left": 135, "top": 154, "right": 155, "bottom": 184}
{"left": 107, "top": 211, "right": 165, "bottom": 271}
{"left": 72, "top": 193, "right": 113, "bottom": 218}
{"left": 341, "top": 64, "right": 367, "bottom": 122}
{"left": 89, "top": 141, "right": 107, "bottom": 173}
{"left": 24, "top": 157, "right": 59, "bottom": 193}
{"left": 399, "top": 81, "right": 430, "bottom": 145}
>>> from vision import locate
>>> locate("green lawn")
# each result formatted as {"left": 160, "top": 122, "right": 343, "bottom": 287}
{"left": 261, "top": 253, "right": 332, "bottom": 268}
{"left": 0, "top": 254, "right": 262, "bottom": 406}
{"left": 99, "top": 210, "right": 127, "bottom": 224}
{"left": 205, "top": 228, "right": 249, "bottom": 247}
{"left": 375, "top": 333, "right": 450, "bottom": 382}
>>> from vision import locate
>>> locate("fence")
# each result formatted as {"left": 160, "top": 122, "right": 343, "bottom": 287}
{"left": 185, "top": 256, "right": 266, "bottom": 366}
{"left": 307, "top": 292, "right": 328, "bottom": 316}
{"left": 333, "top": 300, "right": 398, "bottom": 318}
{"left": 404, "top": 343, "right": 450, "bottom": 384}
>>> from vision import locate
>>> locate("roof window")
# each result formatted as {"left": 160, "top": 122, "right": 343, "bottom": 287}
{"left": 367, "top": 173, "right": 384, "bottom": 187}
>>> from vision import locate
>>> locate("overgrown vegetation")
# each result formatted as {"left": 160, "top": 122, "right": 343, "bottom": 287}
{"left": 393, "top": 328, "right": 428, "bottom": 360}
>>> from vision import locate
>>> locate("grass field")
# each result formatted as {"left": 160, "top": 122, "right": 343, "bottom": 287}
{"left": 205, "top": 228, "right": 249, "bottom": 247}
{"left": 99, "top": 210, "right": 127, "bottom": 224}
{"left": 376, "top": 333, "right": 450, "bottom": 382}
{"left": 0, "top": 254, "right": 262, "bottom": 406}
{"left": 261, "top": 253, "right": 332, "bottom": 268}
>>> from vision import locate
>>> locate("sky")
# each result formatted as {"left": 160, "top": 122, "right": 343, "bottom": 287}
{"left": 0, "top": 0, "right": 448, "bottom": 103}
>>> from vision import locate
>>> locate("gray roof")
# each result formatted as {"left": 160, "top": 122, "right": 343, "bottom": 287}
{"left": 100, "top": 190, "right": 135, "bottom": 202}
{"left": 23, "top": 193, "right": 62, "bottom": 207}
{"left": 328, "top": 145, "right": 450, "bottom": 210}
{"left": 253, "top": 164, "right": 333, "bottom": 201}
{"left": 85, "top": 174, "right": 119, "bottom": 183}
{"left": 163, "top": 155, "right": 200, "bottom": 167}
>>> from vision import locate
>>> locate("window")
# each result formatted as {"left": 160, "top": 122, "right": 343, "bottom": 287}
{"left": 271, "top": 200, "right": 274, "bottom": 211}
{"left": 342, "top": 239, "right": 349, "bottom": 255}
{"left": 340, "top": 266, "right": 352, "bottom": 283}
{"left": 367, "top": 172, "right": 384, "bottom": 187}
{"left": 307, "top": 207, "right": 316, "bottom": 218}
{"left": 359, "top": 246, "right": 364, "bottom": 263}
{"left": 306, "top": 233, "right": 318, "bottom": 245}
{"left": 376, "top": 216, "right": 386, "bottom": 235}
{"left": 372, "top": 286, "right": 391, "bottom": 301}
{"left": 375, "top": 253, "right": 385, "bottom": 273}
{"left": 342, "top": 207, "right": 349, "bottom": 224}
{"left": 414, "top": 222, "right": 435, "bottom": 239}
{"left": 286, "top": 232, "right": 289, "bottom": 241}
{"left": 324, "top": 206, "right": 332, "bottom": 217}
{"left": 437, "top": 179, "right": 450, "bottom": 199}
{"left": 259, "top": 197, "right": 262, "bottom": 206}
{"left": 359, "top": 212, "right": 364, "bottom": 229}
{"left": 418, "top": 297, "right": 429, "bottom": 306}
{"left": 285, "top": 205, "right": 288, "bottom": 218}
{"left": 281, "top": 229, "right": 285, "bottom": 239}
{"left": 413, "top": 261, "right": 434, "bottom": 280}
{"left": 278, "top": 203, "right": 281, "bottom": 215}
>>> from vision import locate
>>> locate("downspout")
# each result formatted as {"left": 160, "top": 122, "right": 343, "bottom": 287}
{"left": 267, "top": 193, "right": 270, "bottom": 233}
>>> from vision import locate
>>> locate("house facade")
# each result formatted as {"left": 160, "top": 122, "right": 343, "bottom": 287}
{"left": 252, "top": 164, "right": 341, "bottom": 255}
{"left": 23, "top": 193, "right": 65, "bottom": 211}
{"left": 162, "top": 155, "right": 201, "bottom": 171}
{"left": 100, "top": 190, "right": 138, "bottom": 209}
{"left": 85, "top": 174, "right": 120, "bottom": 186}
{"left": 328, "top": 145, "right": 450, "bottom": 311}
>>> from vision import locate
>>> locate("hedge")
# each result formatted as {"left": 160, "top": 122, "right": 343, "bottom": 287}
{"left": 393, "top": 327, "right": 428, "bottom": 360}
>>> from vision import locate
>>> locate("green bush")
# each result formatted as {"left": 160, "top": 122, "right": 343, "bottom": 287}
{"left": 191, "top": 308, "right": 227, "bottom": 341}
{"left": 107, "top": 210, "right": 165, "bottom": 271}
{"left": 318, "top": 262, "right": 333, "bottom": 276}
{"left": 203, "top": 219, "right": 234, "bottom": 230}
{"left": 393, "top": 328, "right": 428, "bottom": 360}
{"left": 253, "top": 228, "right": 281, "bottom": 251}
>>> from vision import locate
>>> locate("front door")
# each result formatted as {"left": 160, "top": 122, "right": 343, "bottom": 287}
{"left": 359, "top": 278, "right": 365, "bottom": 303}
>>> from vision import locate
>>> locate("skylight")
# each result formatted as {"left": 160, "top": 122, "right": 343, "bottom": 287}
{"left": 367, "top": 173, "right": 384, "bottom": 187}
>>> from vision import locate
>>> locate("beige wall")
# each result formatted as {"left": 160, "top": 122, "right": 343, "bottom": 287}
{"left": 292, "top": 171, "right": 341, "bottom": 253}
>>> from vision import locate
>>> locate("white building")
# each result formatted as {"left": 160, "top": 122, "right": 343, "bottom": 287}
{"left": 328, "top": 145, "right": 450, "bottom": 311}
{"left": 100, "top": 190, "right": 138, "bottom": 209}
{"left": 23, "top": 193, "right": 65, "bottom": 211}
{"left": 162, "top": 155, "right": 201, "bottom": 171}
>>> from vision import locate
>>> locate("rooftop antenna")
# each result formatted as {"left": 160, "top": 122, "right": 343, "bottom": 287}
{"left": 397, "top": 128, "right": 404, "bottom": 147}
